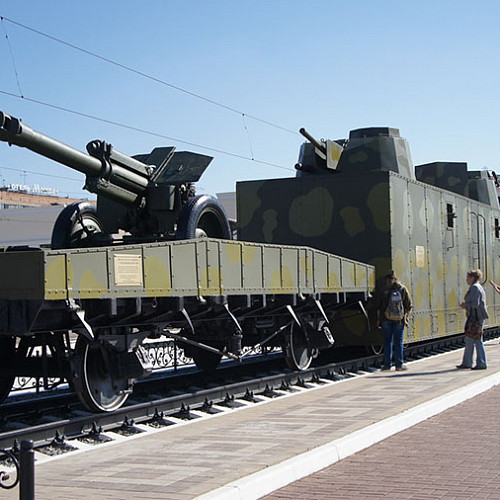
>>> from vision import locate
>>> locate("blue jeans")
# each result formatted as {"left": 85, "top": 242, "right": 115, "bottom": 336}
{"left": 381, "top": 321, "right": 405, "bottom": 368}
{"left": 461, "top": 336, "right": 487, "bottom": 368}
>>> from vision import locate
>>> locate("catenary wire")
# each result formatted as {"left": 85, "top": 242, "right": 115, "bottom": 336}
{"left": 0, "top": 16, "right": 299, "bottom": 137}
{"left": 1, "top": 18, "right": 24, "bottom": 97}
{"left": 0, "top": 165, "right": 82, "bottom": 182}
{"left": 0, "top": 90, "right": 295, "bottom": 172}
{"left": 242, "top": 114, "right": 255, "bottom": 160}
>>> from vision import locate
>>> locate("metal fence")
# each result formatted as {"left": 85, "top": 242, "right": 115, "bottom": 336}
{"left": 0, "top": 439, "right": 34, "bottom": 499}
{"left": 11, "top": 339, "right": 281, "bottom": 395}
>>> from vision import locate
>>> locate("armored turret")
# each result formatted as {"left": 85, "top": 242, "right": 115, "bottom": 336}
{"left": 295, "top": 126, "right": 415, "bottom": 179}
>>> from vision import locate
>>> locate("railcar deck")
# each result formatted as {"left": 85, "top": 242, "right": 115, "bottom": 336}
{"left": 0, "top": 238, "right": 374, "bottom": 302}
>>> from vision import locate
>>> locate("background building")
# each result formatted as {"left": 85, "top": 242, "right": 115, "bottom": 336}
{"left": 0, "top": 188, "right": 89, "bottom": 210}
{"left": 0, "top": 189, "right": 93, "bottom": 246}
{"left": 216, "top": 192, "right": 236, "bottom": 220}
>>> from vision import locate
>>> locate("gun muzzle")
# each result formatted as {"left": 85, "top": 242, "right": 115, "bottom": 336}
{"left": 0, "top": 110, "right": 103, "bottom": 177}
{"left": 299, "top": 127, "right": 326, "bottom": 152}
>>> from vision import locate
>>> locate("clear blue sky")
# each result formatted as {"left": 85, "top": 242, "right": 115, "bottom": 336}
{"left": 0, "top": 0, "right": 499, "bottom": 198}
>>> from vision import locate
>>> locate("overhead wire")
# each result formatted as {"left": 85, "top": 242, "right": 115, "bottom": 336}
{"left": 0, "top": 89, "right": 295, "bottom": 172}
{"left": 0, "top": 15, "right": 299, "bottom": 136}
{"left": 0, "top": 164, "right": 83, "bottom": 182}
{"left": 1, "top": 18, "right": 23, "bottom": 97}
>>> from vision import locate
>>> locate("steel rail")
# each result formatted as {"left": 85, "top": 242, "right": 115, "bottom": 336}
{"left": 0, "top": 330, "right": 497, "bottom": 451}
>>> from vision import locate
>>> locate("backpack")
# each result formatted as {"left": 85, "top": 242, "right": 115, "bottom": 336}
{"left": 384, "top": 287, "right": 405, "bottom": 321}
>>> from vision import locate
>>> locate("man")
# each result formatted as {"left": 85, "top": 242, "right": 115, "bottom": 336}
{"left": 376, "top": 270, "right": 412, "bottom": 371}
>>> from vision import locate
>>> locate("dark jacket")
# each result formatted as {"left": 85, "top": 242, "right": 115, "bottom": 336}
{"left": 377, "top": 282, "right": 412, "bottom": 322}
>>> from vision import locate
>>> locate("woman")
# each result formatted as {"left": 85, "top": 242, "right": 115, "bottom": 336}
{"left": 457, "top": 269, "right": 488, "bottom": 370}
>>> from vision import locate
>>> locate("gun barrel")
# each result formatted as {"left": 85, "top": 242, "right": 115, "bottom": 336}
{"left": 0, "top": 111, "right": 103, "bottom": 177}
{"left": 0, "top": 111, "right": 149, "bottom": 201}
{"left": 299, "top": 127, "right": 326, "bottom": 152}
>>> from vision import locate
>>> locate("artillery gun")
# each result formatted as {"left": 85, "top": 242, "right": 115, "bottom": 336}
{"left": 0, "top": 111, "right": 231, "bottom": 249}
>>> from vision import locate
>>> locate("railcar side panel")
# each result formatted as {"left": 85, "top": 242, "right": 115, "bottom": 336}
{"left": 0, "top": 239, "right": 374, "bottom": 306}
{"left": 238, "top": 169, "right": 500, "bottom": 345}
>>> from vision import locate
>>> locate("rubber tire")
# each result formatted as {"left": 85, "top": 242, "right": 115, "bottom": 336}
{"left": 191, "top": 346, "right": 222, "bottom": 371}
{"left": 176, "top": 195, "right": 231, "bottom": 240}
{"left": 51, "top": 202, "right": 104, "bottom": 250}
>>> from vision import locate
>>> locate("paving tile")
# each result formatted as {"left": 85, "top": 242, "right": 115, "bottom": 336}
{"left": 266, "top": 380, "right": 500, "bottom": 499}
{"left": 2, "top": 340, "right": 500, "bottom": 500}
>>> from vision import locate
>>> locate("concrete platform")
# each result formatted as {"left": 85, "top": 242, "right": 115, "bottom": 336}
{"left": 3, "top": 339, "right": 500, "bottom": 500}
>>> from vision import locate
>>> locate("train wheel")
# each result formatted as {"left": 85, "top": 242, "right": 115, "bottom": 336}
{"left": 74, "top": 337, "right": 129, "bottom": 413}
{"left": 51, "top": 202, "right": 104, "bottom": 249}
{"left": 284, "top": 324, "right": 313, "bottom": 371}
{"left": 176, "top": 195, "right": 231, "bottom": 240}
{"left": 192, "top": 346, "right": 222, "bottom": 371}
{"left": 0, "top": 337, "right": 16, "bottom": 404}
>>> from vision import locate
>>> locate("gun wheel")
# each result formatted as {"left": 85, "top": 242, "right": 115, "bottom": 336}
{"left": 73, "top": 336, "right": 129, "bottom": 413}
{"left": 284, "top": 323, "right": 313, "bottom": 371}
{"left": 51, "top": 202, "right": 105, "bottom": 249}
{"left": 176, "top": 195, "right": 231, "bottom": 240}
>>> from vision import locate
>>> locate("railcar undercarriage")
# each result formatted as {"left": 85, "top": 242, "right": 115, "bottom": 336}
{"left": 0, "top": 289, "right": 369, "bottom": 412}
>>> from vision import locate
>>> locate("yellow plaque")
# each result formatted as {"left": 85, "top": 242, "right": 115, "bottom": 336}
{"left": 114, "top": 254, "right": 143, "bottom": 287}
{"left": 415, "top": 245, "right": 426, "bottom": 268}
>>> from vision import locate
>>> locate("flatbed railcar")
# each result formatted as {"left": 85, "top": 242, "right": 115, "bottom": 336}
{"left": 0, "top": 236, "right": 374, "bottom": 412}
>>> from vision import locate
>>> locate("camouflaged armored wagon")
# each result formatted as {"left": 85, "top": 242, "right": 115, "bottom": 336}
{"left": 238, "top": 126, "right": 500, "bottom": 348}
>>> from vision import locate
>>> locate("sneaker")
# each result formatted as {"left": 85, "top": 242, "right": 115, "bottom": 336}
{"left": 456, "top": 365, "right": 472, "bottom": 369}
{"left": 396, "top": 364, "right": 408, "bottom": 371}
{"left": 381, "top": 366, "right": 391, "bottom": 371}
{"left": 471, "top": 365, "right": 487, "bottom": 370}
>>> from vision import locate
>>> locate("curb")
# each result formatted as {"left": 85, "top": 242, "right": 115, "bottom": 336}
{"left": 195, "top": 370, "right": 500, "bottom": 500}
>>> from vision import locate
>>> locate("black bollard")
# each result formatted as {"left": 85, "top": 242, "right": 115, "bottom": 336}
{"left": 19, "top": 440, "right": 34, "bottom": 500}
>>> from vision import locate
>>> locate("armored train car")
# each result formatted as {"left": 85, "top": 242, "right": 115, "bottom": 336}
{"left": 238, "top": 126, "right": 500, "bottom": 349}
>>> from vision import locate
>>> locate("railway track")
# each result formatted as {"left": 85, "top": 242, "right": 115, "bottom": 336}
{"left": 0, "top": 330, "right": 498, "bottom": 461}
